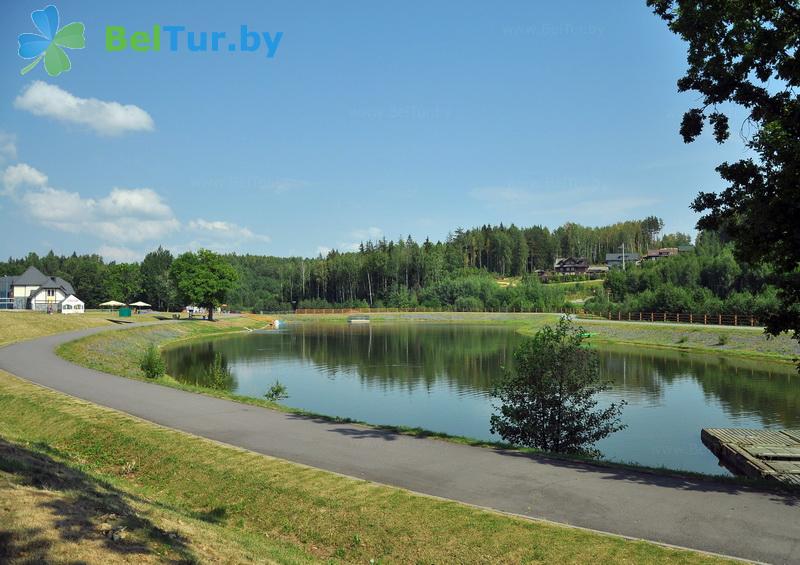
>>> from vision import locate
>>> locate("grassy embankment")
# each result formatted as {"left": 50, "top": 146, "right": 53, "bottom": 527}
{"left": 575, "top": 317, "right": 799, "bottom": 363}
{"left": 0, "top": 310, "right": 165, "bottom": 347}
{"left": 0, "top": 370, "right": 735, "bottom": 564}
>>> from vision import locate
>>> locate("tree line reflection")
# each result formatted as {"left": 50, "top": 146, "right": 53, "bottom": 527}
{"left": 163, "top": 324, "right": 799, "bottom": 428}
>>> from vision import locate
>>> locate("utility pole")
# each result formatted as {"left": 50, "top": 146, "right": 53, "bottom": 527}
{"left": 622, "top": 242, "right": 626, "bottom": 271}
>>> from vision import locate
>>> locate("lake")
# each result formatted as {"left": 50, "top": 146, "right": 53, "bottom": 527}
{"left": 162, "top": 323, "right": 800, "bottom": 475}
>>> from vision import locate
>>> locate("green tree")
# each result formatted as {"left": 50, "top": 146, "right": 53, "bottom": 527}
{"left": 141, "top": 246, "right": 176, "bottom": 311}
{"left": 649, "top": 0, "right": 800, "bottom": 347}
{"left": 510, "top": 226, "right": 529, "bottom": 276}
{"left": 104, "top": 263, "right": 142, "bottom": 303}
{"left": 641, "top": 216, "right": 664, "bottom": 247}
{"left": 170, "top": 249, "right": 238, "bottom": 321}
{"left": 490, "top": 319, "right": 626, "bottom": 455}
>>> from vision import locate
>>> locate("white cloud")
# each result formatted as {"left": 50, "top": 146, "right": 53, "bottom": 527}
{"left": 2, "top": 163, "right": 180, "bottom": 243}
{"left": 93, "top": 217, "right": 181, "bottom": 242}
{"left": 188, "top": 218, "right": 270, "bottom": 243}
{"left": 2, "top": 163, "right": 48, "bottom": 195}
{"left": 0, "top": 132, "right": 17, "bottom": 165}
{"left": 14, "top": 81, "right": 155, "bottom": 136}
{"left": 98, "top": 187, "right": 173, "bottom": 218}
{"left": 20, "top": 186, "right": 180, "bottom": 242}
{"left": 316, "top": 246, "right": 332, "bottom": 256}
{"left": 23, "top": 186, "right": 85, "bottom": 223}
{"left": 1, "top": 164, "right": 270, "bottom": 252}
{"left": 97, "top": 245, "right": 143, "bottom": 263}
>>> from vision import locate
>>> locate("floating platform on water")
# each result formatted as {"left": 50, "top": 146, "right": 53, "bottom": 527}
{"left": 701, "top": 428, "right": 800, "bottom": 486}
{"left": 347, "top": 315, "right": 370, "bottom": 324}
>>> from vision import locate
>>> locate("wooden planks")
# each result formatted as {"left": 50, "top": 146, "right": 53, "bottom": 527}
{"left": 701, "top": 428, "right": 800, "bottom": 486}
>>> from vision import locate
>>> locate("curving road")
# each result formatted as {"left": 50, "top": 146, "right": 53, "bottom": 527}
{"left": 0, "top": 324, "right": 798, "bottom": 564}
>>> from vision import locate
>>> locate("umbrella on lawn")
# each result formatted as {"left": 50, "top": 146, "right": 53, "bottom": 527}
{"left": 129, "top": 301, "right": 151, "bottom": 307}
{"left": 99, "top": 300, "right": 126, "bottom": 307}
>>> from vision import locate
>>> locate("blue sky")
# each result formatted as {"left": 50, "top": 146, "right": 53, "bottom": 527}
{"left": 0, "top": 1, "right": 750, "bottom": 262}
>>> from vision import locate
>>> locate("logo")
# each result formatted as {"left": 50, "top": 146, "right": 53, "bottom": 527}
{"left": 18, "top": 5, "right": 85, "bottom": 77}
{"left": 104, "top": 25, "right": 283, "bottom": 58}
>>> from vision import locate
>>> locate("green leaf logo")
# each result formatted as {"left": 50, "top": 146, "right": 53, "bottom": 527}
{"left": 18, "top": 5, "right": 85, "bottom": 77}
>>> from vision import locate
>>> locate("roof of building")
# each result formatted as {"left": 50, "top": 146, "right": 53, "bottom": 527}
{"left": 605, "top": 252, "right": 641, "bottom": 261}
{"left": 554, "top": 257, "right": 589, "bottom": 267}
{"left": 7, "top": 266, "right": 76, "bottom": 296}
{"left": 645, "top": 247, "right": 679, "bottom": 258}
{"left": 13, "top": 266, "right": 48, "bottom": 286}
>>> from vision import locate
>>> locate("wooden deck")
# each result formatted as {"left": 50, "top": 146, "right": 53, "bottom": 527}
{"left": 701, "top": 428, "right": 800, "bottom": 486}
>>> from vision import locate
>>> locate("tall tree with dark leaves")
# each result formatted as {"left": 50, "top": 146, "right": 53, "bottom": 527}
{"left": 141, "top": 246, "right": 176, "bottom": 311}
{"left": 649, "top": 0, "right": 800, "bottom": 349}
{"left": 170, "top": 249, "right": 238, "bottom": 321}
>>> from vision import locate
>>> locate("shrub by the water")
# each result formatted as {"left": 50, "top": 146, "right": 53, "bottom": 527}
{"left": 206, "top": 352, "right": 232, "bottom": 390}
{"left": 490, "top": 319, "right": 626, "bottom": 456}
{"left": 264, "top": 380, "right": 289, "bottom": 402}
{"left": 139, "top": 344, "right": 165, "bottom": 379}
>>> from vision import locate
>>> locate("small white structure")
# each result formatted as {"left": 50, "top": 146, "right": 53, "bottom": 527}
{"left": 60, "top": 294, "right": 85, "bottom": 314}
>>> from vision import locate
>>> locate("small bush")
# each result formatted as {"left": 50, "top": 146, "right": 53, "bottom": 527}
{"left": 490, "top": 319, "right": 625, "bottom": 456}
{"left": 717, "top": 333, "right": 730, "bottom": 346}
{"left": 264, "top": 380, "right": 289, "bottom": 402}
{"left": 139, "top": 344, "right": 165, "bottom": 379}
{"left": 676, "top": 335, "right": 688, "bottom": 344}
{"left": 206, "top": 352, "right": 231, "bottom": 390}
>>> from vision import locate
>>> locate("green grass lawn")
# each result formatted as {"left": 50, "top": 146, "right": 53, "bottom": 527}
{"left": 0, "top": 310, "right": 166, "bottom": 347}
{"left": 574, "top": 318, "right": 800, "bottom": 363}
{"left": 0, "top": 371, "right": 733, "bottom": 564}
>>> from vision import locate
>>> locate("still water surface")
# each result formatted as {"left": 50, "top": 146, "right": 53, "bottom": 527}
{"left": 163, "top": 323, "right": 799, "bottom": 474}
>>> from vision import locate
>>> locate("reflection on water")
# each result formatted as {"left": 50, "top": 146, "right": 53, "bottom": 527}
{"left": 163, "top": 323, "right": 799, "bottom": 474}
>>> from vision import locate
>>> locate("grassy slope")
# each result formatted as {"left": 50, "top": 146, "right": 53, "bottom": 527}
{"left": 495, "top": 278, "right": 604, "bottom": 300}
{"left": 0, "top": 310, "right": 165, "bottom": 347}
{"left": 0, "top": 371, "right": 731, "bottom": 564}
{"left": 576, "top": 318, "right": 800, "bottom": 362}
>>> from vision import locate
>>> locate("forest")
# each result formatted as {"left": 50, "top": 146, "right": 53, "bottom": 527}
{"left": 585, "top": 232, "right": 779, "bottom": 319}
{"left": 0, "top": 217, "right": 775, "bottom": 317}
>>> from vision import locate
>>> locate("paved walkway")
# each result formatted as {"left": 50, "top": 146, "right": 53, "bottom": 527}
{"left": 1, "top": 324, "right": 798, "bottom": 564}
